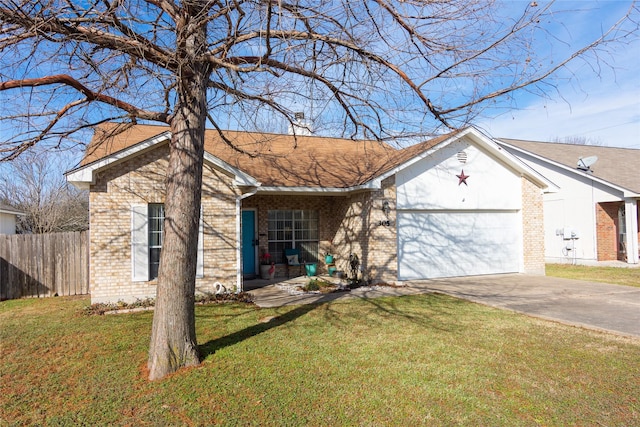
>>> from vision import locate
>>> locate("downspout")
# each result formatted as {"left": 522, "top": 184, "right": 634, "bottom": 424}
{"left": 236, "top": 188, "right": 259, "bottom": 292}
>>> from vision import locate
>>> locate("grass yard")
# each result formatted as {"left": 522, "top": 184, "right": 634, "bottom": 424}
{"left": 546, "top": 263, "right": 640, "bottom": 288}
{"left": 1, "top": 294, "right": 639, "bottom": 426}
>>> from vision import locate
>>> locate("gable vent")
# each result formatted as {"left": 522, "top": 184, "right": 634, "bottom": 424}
{"left": 457, "top": 150, "right": 468, "bottom": 164}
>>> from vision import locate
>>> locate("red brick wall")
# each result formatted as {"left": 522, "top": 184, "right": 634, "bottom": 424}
{"left": 595, "top": 202, "right": 621, "bottom": 261}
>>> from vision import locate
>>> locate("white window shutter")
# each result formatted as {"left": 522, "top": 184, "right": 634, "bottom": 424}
{"left": 196, "top": 207, "right": 204, "bottom": 278}
{"left": 131, "top": 205, "right": 149, "bottom": 281}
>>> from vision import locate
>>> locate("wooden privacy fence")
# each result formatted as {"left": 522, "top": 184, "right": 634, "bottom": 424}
{"left": 0, "top": 231, "right": 89, "bottom": 300}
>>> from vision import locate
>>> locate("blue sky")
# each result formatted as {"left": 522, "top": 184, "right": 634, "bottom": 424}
{"left": 479, "top": 1, "right": 640, "bottom": 148}
{"left": 1, "top": 0, "right": 637, "bottom": 161}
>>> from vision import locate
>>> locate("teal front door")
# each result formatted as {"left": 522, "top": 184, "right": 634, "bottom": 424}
{"left": 241, "top": 210, "right": 257, "bottom": 277}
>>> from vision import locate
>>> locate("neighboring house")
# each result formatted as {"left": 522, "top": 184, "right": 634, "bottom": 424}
{"left": 497, "top": 139, "right": 640, "bottom": 266}
{"left": 67, "top": 124, "right": 551, "bottom": 304}
{"left": 0, "top": 204, "right": 24, "bottom": 234}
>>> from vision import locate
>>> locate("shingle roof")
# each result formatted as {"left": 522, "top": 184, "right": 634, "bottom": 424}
{"left": 81, "top": 123, "right": 457, "bottom": 188}
{"left": 499, "top": 138, "right": 640, "bottom": 194}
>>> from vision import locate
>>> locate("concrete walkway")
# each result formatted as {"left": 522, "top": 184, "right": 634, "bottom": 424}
{"left": 246, "top": 277, "right": 431, "bottom": 308}
{"left": 246, "top": 274, "right": 640, "bottom": 338}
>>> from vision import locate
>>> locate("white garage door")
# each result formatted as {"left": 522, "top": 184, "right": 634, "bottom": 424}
{"left": 398, "top": 212, "right": 521, "bottom": 280}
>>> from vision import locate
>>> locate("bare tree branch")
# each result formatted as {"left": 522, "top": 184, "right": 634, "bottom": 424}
{"left": 438, "top": 3, "right": 639, "bottom": 115}
{"left": 0, "top": 75, "right": 170, "bottom": 123}
{"left": 142, "top": 0, "right": 180, "bottom": 22}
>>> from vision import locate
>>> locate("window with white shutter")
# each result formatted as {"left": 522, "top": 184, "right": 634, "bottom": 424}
{"left": 131, "top": 204, "right": 203, "bottom": 281}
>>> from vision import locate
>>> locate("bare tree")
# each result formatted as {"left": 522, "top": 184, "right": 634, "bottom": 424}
{"left": 552, "top": 136, "right": 605, "bottom": 146}
{"left": 0, "top": 153, "right": 88, "bottom": 233}
{"left": 0, "top": 1, "right": 637, "bottom": 380}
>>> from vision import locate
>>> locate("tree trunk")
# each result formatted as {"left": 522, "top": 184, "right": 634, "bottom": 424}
{"left": 147, "top": 7, "right": 210, "bottom": 381}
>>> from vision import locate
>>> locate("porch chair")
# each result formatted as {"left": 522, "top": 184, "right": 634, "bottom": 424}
{"left": 284, "top": 248, "right": 303, "bottom": 278}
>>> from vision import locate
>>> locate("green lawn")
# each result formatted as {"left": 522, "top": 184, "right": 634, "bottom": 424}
{"left": 546, "top": 263, "right": 640, "bottom": 288}
{"left": 1, "top": 294, "right": 639, "bottom": 426}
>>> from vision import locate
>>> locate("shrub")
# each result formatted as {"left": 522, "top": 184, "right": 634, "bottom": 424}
{"left": 304, "top": 280, "right": 320, "bottom": 292}
{"left": 82, "top": 293, "right": 253, "bottom": 315}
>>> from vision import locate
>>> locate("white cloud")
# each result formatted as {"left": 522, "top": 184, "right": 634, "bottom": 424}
{"left": 480, "top": 83, "right": 640, "bottom": 148}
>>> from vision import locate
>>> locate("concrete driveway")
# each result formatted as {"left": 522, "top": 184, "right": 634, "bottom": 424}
{"left": 248, "top": 274, "right": 640, "bottom": 338}
{"left": 412, "top": 274, "right": 640, "bottom": 338}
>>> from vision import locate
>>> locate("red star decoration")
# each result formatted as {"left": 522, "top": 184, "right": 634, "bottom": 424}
{"left": 456, "top": 169, "right": 470, "bottom": 186}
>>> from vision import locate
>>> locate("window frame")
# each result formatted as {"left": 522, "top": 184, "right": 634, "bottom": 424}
{"left": 267, "top": 209, "right": 319, "bottom": 264}
{"left": 131, "top": 204, "right": 203, "bottom": 282}
{"left": 148, "top": 203, "right": 165, "bottom": 281}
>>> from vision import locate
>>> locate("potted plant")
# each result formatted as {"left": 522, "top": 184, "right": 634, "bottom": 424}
{"left": 259, "top": 251, "right": 274, "bottom": 279}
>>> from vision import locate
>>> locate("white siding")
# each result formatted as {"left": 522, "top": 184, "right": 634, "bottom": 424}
{"left": 398, "top": 212, "right": 521, "bottom": 279}
{"left": 0, "top": 212, "right": 17, "bottom": 234}
{"left": 395, "top": 138, "right": 525, "bottom": 279}
{"left": 396, "top": 140, "right": 522, "bottom": 211}
{"left": 513, "top": 151, "right": 624, "bottom": 263}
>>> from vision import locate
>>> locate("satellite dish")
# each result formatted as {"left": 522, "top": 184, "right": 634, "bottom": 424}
{"left": 577, "top": 155, "right": 598, "bottom": 171}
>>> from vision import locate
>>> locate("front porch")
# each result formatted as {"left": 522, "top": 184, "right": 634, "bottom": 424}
{"left": 239, "top": 183, "right": 398, "bottom": 286}
{"left": 596, "top": 201, "right": 640, "bottom": 263}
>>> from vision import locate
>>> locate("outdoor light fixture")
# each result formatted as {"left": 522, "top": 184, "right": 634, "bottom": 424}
{"left": 381, "top": 200, "right": 391, "bottom": 216}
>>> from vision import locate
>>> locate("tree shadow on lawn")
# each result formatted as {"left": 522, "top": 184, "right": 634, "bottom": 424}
{"left": 357, "top": 291, "right": 468, "bottom": 330}
{"left": 197, "top": 292, "right": 460, "bottom": 359}
{"left": 198, "top": 298, "right": 324, "bottom": 358}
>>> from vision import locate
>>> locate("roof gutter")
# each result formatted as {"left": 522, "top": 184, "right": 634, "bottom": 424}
{"left": 497, "top": 140, "right": 640, "bottom": 198}
{"left": 66, "top": 131, "right": 260, "bottom": 189}
{"left": 371, "top": 126, "right": 557, "bottom": 192}
{"left": 254, "top": 179, "right": 382, "bottom": 196}
{"left": 65, "top": 131, "right": 172, "bottom": 189}
{"left": 0, "top": 207, "right": 25, "bottom": 216}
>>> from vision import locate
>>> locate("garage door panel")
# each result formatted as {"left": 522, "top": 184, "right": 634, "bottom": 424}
{"left": 398, "top": 212, "right": 520, "bottom": 280}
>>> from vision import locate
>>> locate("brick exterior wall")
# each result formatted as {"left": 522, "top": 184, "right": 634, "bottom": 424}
{"left": 316, "top": 176, "right": 397, "bottom": 284}
{"left": 241, "top": 177, "right": 398, "bottom": 284}
{"left": 596, "top": 202, "right": 622, "bottom": 261}
{"left": 521, "top": 177, "right": 546, "bottom": 275}
{"left": 89, "top": 144, "right": 546, "bottom": 302}
{"left": 241, "top": 194, "right": 348, "bottom": 278}
{"left": 89, "top": 144, "right": 239, "bottom": 303}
